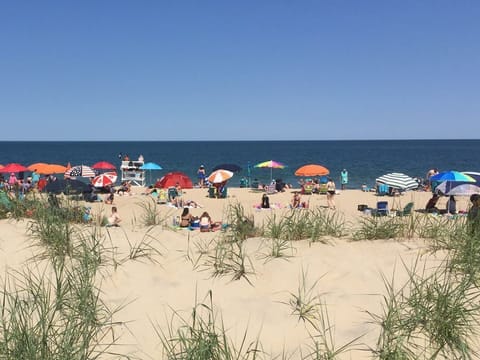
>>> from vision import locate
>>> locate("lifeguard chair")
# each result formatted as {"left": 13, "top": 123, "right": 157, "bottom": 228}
{"left": 120, "top": 160, "right": 145, "bottom": 186}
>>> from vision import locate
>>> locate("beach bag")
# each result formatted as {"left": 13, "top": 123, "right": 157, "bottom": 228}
{"left": 358, "top": 204, "right": 368, "bottom": 212}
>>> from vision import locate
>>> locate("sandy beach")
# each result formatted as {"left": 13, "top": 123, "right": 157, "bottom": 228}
{"left": 0, "top": 187, "right": 474, "bottom": 358}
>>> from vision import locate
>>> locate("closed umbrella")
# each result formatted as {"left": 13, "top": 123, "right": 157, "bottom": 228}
{"left": 376, "top": 173, "right": 419, "bottom": 191}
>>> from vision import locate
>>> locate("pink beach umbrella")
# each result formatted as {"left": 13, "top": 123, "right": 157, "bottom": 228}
{"left": 0, "top": 163, "right": 29, "bottom": 173}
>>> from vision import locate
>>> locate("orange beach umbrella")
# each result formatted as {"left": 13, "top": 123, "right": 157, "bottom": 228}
{"left": 294, "top": 164, "right": 330, "bottom": 177}
{"left": 28, "top": 163, "right": 68, "bottom": 175}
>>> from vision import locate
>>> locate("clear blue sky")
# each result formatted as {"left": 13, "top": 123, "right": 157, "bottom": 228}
{"left": 1, "top": 1, "right": 479, "bottom": 140}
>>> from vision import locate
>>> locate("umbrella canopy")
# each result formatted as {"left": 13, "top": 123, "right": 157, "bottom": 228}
{"left": 254, "top": 160, "right": 286, "bottom": 181}
{"left": 0, "top": 163, "right": 29, "bottom": 173}
{"left": 376, "top": 172, "right": 419, "bottom": 191}
{"left": 295, "top": 164, "right": 330, "bottom": 177}
{"left": 154, "top": 171, "right": 193, "bottom": 189}
{"left": 44, "top": 179, "right": 90, "bottom": 195}
{"left": 208, "top": 169, "right": 234, "bottom": 184}
{"left": 140, "top": 162, "right": 163, "bottom": 170}
{"left": 430, "top": 171, "right": 476, "bottom": 183}
{"left": 92, "top": 161, "right": 116, "bottom": 170}
{"left": 212, "top": 163, "right": 242, "bottom": 173}
{"left": 92, "top": 172, "right": 118, "bottom": 188}
{"left": 65, "top": 165, "right": 96, "bottom": 178}
{"left": 28, "top": 163, "right": 67, "bottom": 175}
{"left": 435, "top": 172, "right": 480, "bottom": 196}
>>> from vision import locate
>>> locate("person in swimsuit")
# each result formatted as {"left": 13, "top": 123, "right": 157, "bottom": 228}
{"left": 326, "top": 178, "right": 336, "bottom": 210}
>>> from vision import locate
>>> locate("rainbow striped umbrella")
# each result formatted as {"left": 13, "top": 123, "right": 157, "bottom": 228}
{"left": 254, "top": 160, "right": 286, "bottom": 182}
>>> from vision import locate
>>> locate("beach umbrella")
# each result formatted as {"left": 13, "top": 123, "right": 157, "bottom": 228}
{"left": 154, "top": 171, "right": 193, "bottom": 189}
{"left": 92, "top": 161, "right": 116, "bottom": 170}
{"left": 140, "top": 162, "right": 163, "bottom": 185}
{"left": 0, "top": 163, "right": 29, "bottom": 173}
{"left": 92, "top": 172, "right": 118, "bottom": 188}
{"left": 212, "top": 163, "right": 242, "bottom": 173}
{"left": 376, "top": 172, "right": 419, "bottom": 191}
{"left": 434, "top": 171, "right": 480, "bottom": 196}
{"left": 208, "top": 169, "right": 234, "bottom": 184}
{"left": 254, "top": 160, "right": 286, "bottom": 182}
{"left": 44, "top": 179, "right": 90, "bottom": 195}
{"left": 295, "top": 164, "right": 330, "bottom": 177}
{"left": 65, "top": 165, "right": 96, "bottom": 178}
{"left": 28, "top": 163, "right": 67, "bottom": 175}
{"left": 430, "top": 171, "right": 476, "bottom": 183}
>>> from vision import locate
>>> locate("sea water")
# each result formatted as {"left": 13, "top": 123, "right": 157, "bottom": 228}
{"left": 1, "top": 140, "right": 479, "bottom": 189}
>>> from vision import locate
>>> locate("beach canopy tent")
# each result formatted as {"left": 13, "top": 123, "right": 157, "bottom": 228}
{"left": 211, "top": 163, "right": 242, "bottom": 173}
{"left": 154, "top": 171, "right": 193, "bottom": 189}
{"left": 92, "top": 161, "right": 116, "bottom": 170}
{"left": 435, "top": 172, "right": 480, "bottom": 196}
{"left": 0, "top": 163, "right": 29, "bottom": 173}
{"left": 376, "top": 172, "right": 419, "bottom": 191}
{"left": 295, "top": 164, "right": 330, "bottom": 177}
{"left": 43, "top": 179, "right": 90, "bottom": 195}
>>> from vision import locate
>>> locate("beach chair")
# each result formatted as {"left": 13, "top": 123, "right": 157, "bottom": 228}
{"left": 266, "top": 184, "right": 276, "bottom": 194}
{"left": 157, "top": 189, "right": 167, "bottom": 204}
{"left": 208, "top": 187, "right": 217, "bottom": 198}
{"left": 318, "top": 183, "right": 328, "bottom": 195}
{"left": 372, "top": 201, "right": 389, "bottom": 216}
{"left": 396, "top": 202, "right": 414, "bottom": 216}
{"left": 302, "top": 183, "right": 314, "bottom": 195}
{"left": 376, "top": 184, "right": 389, "bottom": 196}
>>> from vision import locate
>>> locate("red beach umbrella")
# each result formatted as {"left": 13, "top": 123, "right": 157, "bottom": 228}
{"left": 154, "top": 171, "right": 193, "bottom": 189}
{"left": 92, "top": 161, "right": 116, "bottom": 170}
{"left": 91, "top": 172, "right": 118, "bottom": 187}
{"left": 0, "top": 163, "right": 29, "bottom": 173}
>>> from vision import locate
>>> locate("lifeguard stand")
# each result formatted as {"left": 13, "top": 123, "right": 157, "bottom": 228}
{"left": 120, "top": 160, "right": 145, "bottom": 186}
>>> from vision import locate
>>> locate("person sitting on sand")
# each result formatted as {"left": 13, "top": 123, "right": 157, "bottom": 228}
{"left": 446, "top": 195, "right": 457, "bottom": 215}
{"left": 107, "top": 206, "right": 121, "bottom": 226}
{"left": 261, "top": 193, "right": 270, "bottom": 209}
{"left": 291, "top": 192, "right": 301, "bottom": 209}
{"left": 117, "top": 181, "right": 132, "bottom": 196}
{"left": 468, "top": 194, "right": 480, "bottom": 222}
{"left": 199, "top": 211, "right": 212, "bottom": 232}
{"left": 179, "top": 207, "right": 195, "bottom": 228}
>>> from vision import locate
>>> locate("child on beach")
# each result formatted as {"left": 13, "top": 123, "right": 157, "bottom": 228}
{"left": 107, "top": 206, "right": 121, "bottom": 227}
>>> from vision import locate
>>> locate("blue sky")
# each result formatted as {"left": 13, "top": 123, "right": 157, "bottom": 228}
{"left": 1, "top": 1, "right": 479, "bottom": 140}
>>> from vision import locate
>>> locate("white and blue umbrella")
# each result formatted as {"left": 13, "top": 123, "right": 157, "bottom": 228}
{"left": 435, "top": 172, "right": 480, "bottom": 196}
{"left": 376, "top": 172, "right": 418, "bottom": 191}
{"left": 140, "top": 162, "right": 163, "bottom": 185}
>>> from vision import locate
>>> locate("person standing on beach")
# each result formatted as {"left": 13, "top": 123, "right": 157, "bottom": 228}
{"left": 197, "top": 165, "right": 206, "bottom": 188}
{"left": 340, "top": 169, "right": 348, "bottom": 190}
{"left": 326, "top": 177, "right": 336, "bottom": 210}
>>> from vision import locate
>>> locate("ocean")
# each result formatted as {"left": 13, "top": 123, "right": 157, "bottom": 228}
{"left": 1, "top": 140, "right": 479, "bottom": 189}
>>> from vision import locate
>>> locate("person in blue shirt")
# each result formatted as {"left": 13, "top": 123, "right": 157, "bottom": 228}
{"left": 340, "top": 169, "right": 348, "bottom": 190}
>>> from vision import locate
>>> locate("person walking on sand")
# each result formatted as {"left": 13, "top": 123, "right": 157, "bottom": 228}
{"left": 197, "top": 165, "right": 206, "bottom": 188}
{"left": 326, "top": 177, "right": 336, "bottom": 210}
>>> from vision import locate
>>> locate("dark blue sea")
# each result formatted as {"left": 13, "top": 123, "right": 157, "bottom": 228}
{"left": 1, "top": 140, "right": 479, "bottom": 189}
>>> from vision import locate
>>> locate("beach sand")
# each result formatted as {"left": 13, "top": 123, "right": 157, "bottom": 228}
{"left": 0, "top": 188, "right": 470, "bottom": 358}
